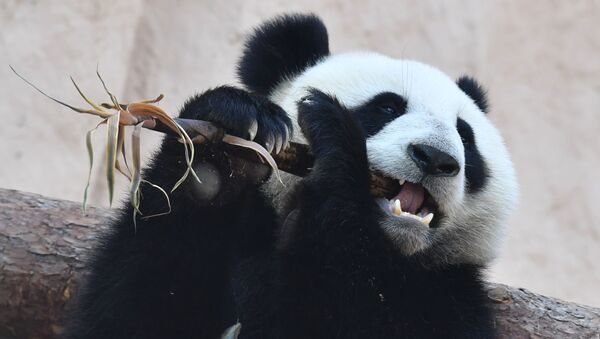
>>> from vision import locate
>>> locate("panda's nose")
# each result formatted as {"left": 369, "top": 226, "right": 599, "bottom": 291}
{"left": 408, "top": 144, "right": 460, "bottom": 177}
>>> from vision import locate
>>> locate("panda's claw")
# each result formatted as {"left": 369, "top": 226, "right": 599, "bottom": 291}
{"left": 264, "top": 133, "right": 275, "bottom": 154}
{"left": 274, "top": 134, "right": 283, "bottom": 154}
{"left": 300, "top": 96, "right": 315, "bottom": 105}
{"left": 285, "top": 125, "right": 292, "bottom": 145}
{"left": 282, "top": 140, "right": 290, "bottom": 154}
{"left": 248, "top": 119, "right": 258, "bottom": 141}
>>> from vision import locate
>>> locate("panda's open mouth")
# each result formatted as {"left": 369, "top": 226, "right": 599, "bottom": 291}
{"left": 375, "top": 179, "right": 439, "bottom": 228}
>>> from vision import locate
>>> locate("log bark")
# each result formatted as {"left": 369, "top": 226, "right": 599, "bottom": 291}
{"left": 0, "top": 188, "right": 599, "bottom": 339}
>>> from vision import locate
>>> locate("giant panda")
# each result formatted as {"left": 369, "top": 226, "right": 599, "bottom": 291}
{"left": 66, "top": 14, "right": 517, "bottom": 339}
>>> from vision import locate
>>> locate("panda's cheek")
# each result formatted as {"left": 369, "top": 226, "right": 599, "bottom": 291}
{"left": 425, "top": 175, "right": 464, "bottom": 213}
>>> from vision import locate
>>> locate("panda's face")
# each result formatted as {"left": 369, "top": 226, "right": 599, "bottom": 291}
{"left": 272, "top": 52, "right": 518, "bottom": 265}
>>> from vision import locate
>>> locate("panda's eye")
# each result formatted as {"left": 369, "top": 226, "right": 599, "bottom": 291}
{"left": 456, "top": 118, "right": 475, "bottom": 146}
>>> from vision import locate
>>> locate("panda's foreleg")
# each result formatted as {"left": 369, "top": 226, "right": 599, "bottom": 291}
{"left": 282, "top": 89, "right": 377, "bottom": 251}
{"left": 65, "top": 86, "right": 291, "bottom": 339}
{"left": 269, "top": 90, "right": 383, "bottom": 338}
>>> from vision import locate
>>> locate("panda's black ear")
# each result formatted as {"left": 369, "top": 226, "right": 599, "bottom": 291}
{"left": 457, "top": 76, "right": 489, "bottom": 113}
{"left": 237, "top": 14, "right": 330, "bottom": 96}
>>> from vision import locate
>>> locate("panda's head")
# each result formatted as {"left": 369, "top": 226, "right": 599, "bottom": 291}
{"left": 239, "top": 14, "right": 518, "bottom": 266}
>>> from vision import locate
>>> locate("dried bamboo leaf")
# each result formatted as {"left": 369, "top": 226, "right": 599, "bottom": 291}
{"left": 95, "top": 69, "right": 140, "bottom": 125}
{"left": 96, "top": 66, "right": 122, "bottom": 111}
{"left": 140, "top": 179, "right": 172, "bottom": 219}
{"left": 130, "top": 122, "right": 144, "bottom": 218}
{"left": 69, "top": 76, "right": 106, "bottom": 112}
{"left": 127, "top": 103, "right": 182, "bottom": 136}
{"left": 82, "top": 120, "right": 107, "bottom": 213}
{"left": 140, "top": 94, "right": 164, "bottom": 104}
{"left": 100, "top": 102, "right": 125, "bottom": 110}
{"left": 127, "top": 103, "right": 201, "bottom": 191}
{"left": 115, "top": 124, "right": 132, "bottom": 180}
{"left": 222, "top": 135, "right": 284, "bottom": 185}
{"left": 120, "top": 130, "right": 132, "bottom": 176}
{"left": 170, "top": 124, "right": 201, "bottom": 191}
{"left": 106, "top": 112, "right": 120, "bottom": 207}
{"left": 132, "top": 189, "right": 141, "bottom": 232}
{"left": 101, "top": 93, "right": 163, "bottom": 110}
{"left": 9, "top": 66, "right": 111, "bottom": 118}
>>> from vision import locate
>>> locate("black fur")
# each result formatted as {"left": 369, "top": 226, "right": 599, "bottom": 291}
{"left": 181, "top": 86, "right": 292, "bottom": 150}
{"left": 238, "top": 14, "right": 329, "bottom": 96}
{"left": 457, "top": 76, "right": 489, "bottom": 113}
{"left": 264, "top": 90, "right": 495, "bottom": 338}
{"left": 66, "top": 88, "right": 495, "bottom": 338}
{"left": 64, "top": 87, "right": 289, "bottom": 338}
{"left": 457, "top": 117, "right": 489, "bottom": 193}
{"left": 67, "top": 15, "right": 496, "bottom": 339}
{"left": 352, "top": 92, "right": 408, "bottom": 137}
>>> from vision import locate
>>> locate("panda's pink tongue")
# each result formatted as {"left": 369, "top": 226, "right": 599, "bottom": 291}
{"left": 394, "top": 182, "right": 425, "bottom": 214}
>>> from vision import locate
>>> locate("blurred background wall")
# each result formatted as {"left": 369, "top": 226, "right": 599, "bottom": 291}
{"left": 1, "top": 0, "right": 599, "bottom": 306}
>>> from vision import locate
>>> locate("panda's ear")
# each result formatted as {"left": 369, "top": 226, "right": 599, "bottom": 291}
{"left": 237, "top": 14, "right": 330, "bottom": 96}
{"left": 457, "top": 76, "right": 489, "bottom": 113}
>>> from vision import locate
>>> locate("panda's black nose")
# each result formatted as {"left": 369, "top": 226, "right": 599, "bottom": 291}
{"left": 408, "top": 144, "right": 460, "bottom": 177}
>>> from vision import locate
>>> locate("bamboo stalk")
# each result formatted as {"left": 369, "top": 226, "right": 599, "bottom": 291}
{"left": 148, "top": 118, "right": 399, "bottom": 198}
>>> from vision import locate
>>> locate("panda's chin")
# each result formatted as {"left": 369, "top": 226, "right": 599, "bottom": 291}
{"left": 377, "top": 211, "right": 433, "bottom": 255}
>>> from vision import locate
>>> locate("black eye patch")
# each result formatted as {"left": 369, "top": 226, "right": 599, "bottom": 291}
{"left": 352, "top": 92, "right": 408, "bottom": 137}
{"left": 457, "top": 118, "right": 488, "bottom": 193}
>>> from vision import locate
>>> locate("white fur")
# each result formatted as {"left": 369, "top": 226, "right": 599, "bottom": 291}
{"left": 267, "top": 52, "right": 518, "bottom": 265}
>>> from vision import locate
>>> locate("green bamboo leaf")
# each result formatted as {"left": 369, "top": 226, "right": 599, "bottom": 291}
{"left": 82, "top": 120, "right": 107, "bottom": 213}
{"left": 106, "top": 112, "right": 120, "bottom": 207}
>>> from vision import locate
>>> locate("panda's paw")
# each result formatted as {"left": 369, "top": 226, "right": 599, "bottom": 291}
{"left": 180, "top": 86, "right": 292, "bottom": 154}
{"left": 297, "top": 89, "right": 366, "bottom": 158}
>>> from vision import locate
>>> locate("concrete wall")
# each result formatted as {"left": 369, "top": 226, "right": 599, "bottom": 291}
{"left": 1, "top": 0, "right": 599, "bottom": 306}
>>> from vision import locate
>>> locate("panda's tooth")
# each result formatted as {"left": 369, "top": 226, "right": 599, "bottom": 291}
{"left": 421, "top": 213, "right": 434, "bottom": 225}
{"left": 393, "top": 199, "right": 402, "bottom": 215}
{"left": 398, "top": 178, "right": 406, "bottom": 185}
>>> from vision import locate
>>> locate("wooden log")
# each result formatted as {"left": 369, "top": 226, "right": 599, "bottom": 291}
{"left": 0, "top": 189, "right": 111, "bottom": 339}
{"left": 0, "top": 188, "right": 599, "bottom": 339}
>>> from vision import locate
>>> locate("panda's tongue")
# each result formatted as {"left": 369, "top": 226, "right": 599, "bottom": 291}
{"left": 394, "top": 182, "right": 425, "bottom": 215}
